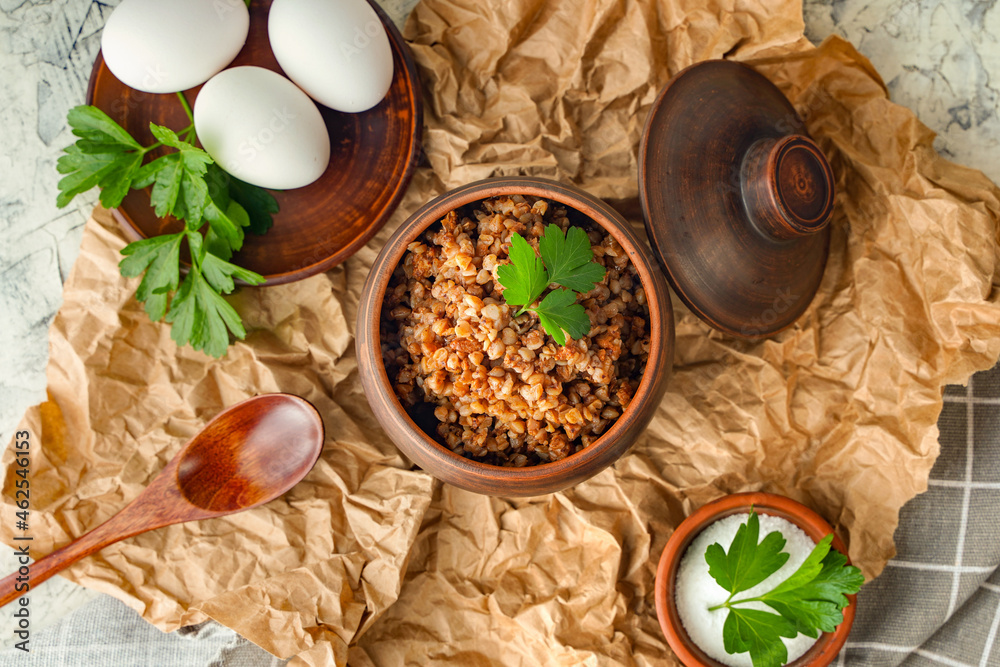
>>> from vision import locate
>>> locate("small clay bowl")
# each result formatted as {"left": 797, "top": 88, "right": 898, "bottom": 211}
{"left": 356, "top": 177, "right": 674, "bottom": 496}
{"left": 655, "top": 492, "right": 857, "bottom": 667}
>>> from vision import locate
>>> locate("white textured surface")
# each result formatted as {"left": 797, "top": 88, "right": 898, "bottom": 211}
{"left": 0, "top": 0, "right": 111, "bottom": 644}
{"left": 804, "top": 0, "right": 1000, "bottom": 184}
{"left": 0, "top": 0, "right": 419, "bottom": 646}
{"left": 675, "top": 514, "right": 820, "bottom": 667}
{"left": 0, "top": 0, "right": 996, "bottom": 652}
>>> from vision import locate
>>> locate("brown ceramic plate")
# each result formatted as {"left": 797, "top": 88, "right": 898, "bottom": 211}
{"left": 85, "top": 0, "right": 422, "bottom": 284}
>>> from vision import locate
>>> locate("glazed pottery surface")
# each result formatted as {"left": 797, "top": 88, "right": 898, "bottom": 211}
{"left": 356, "top": 177, "right": 674, "bottom": 497}
{"left": 85, "top": 0, "right": 422, "bottom": 284}
{"left": 655, "top": 492, "right": 857, "bottom": 667}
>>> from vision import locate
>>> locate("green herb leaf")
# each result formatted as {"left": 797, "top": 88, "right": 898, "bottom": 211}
{"left": 706, "top": 509, "right": 790, "bottom": 597}
{"left": 533, "top": 289, "right": 591, "bottom": 346}
{"left": 119, "top": 233, "right": 184, "bottom": 322}
{"left": 161, "top": 232, "right": 254, "bottom": 358}
{"left": 133, "top": 124, "right": 213, "bottom": 223}
{"left": 705, "top": 509, "right": 864, "bottom": 667}
{"left": 496, "top": 232, "right": 549, "bottom": 312}
{"left": 203, "top": 199, "right": 250, "bottom": 260}
{"left": 200, "top": 247, "right": 266, "bottom": 293}
{"left": 538, "top": 224, "right": 606, "bottom": 293}
{"left": 723, "top": 608, "right": 797, "bottom": 667}
{"left": 56, "top": 104, "right": 281, "bottom": 358}
{"left": 795, "top": 546, "right": 865, "bottom": 613}
{"left": 165, "top": 270, "right": 245, "bottom": 358}
{"left": 56, "top": 106, "right": 145, "bottom": 209}
{"left": 496, "top": 222, "right": 605, "bottom": 345}
{"left": 65, "top": 104, "right": 142, "bottom": 147}
{"left": 227, "top": 175, "right": 279, "bottom": 235}
{"left": 759, "top": 536, "right": 865, "bottom": 637}
{"left": 201, "top": 164, "right": 249, "bottom": 254}
{"left": 761, "top": 534, "right": 830, "bottom": 597}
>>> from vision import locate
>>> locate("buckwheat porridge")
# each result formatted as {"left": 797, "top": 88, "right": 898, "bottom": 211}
{"left": 381, "top": 195, "right": 651, "bottom": 466}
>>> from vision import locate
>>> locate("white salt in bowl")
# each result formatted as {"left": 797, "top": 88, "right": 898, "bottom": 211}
{"left": 654, "top": 492, "right": 858, "bottom": 667}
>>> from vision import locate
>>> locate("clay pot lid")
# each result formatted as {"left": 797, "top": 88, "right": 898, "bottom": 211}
{"left": 639, "top": 60, "right": 834, "bottom": 338}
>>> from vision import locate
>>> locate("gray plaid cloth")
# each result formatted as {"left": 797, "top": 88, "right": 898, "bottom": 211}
{"left": 843, "top": 363, "right": 1000, "bottom": 667}
{"left": 3, "top": 365, "right": 998, "bottom": 666}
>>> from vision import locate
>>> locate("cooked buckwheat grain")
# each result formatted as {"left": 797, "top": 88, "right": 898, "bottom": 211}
{"left": 381, "top": 195, "right": 651, "bottom": 466}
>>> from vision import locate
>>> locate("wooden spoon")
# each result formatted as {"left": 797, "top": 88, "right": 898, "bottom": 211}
{"left": 0, "top": 393, "right": 324, "bottom": 607}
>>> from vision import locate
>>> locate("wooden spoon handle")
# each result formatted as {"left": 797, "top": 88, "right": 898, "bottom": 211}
{"left": 0, "top": 509, "right": 144, "bottom": 607}
{"left": 0, "top": 455, "right": 197, "bottom": 607}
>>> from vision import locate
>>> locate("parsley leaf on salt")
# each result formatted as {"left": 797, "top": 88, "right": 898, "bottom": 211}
{"left": 495, "top": 221, "right": 606, "bottom": 345}
{"left": 723, "top": 607, "right": 797, "bottom": 667}
{"left": 705, "top": 508, "right": 790, "bottom": 596}
{"left": 762, "top": 535, "right": 865, "bottom": 637}
{"left": 705, "top": 508, "right": 864, "bottom": 667}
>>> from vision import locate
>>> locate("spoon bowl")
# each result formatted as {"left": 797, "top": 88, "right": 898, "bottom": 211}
{"left": 0, "top": 393, "right": 324, "bottom": 607}
{"left": 176, "top": 394, "right": 324, "bottom": 512}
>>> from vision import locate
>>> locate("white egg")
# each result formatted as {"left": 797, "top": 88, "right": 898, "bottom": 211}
{"left": 194, "top": 67, "right": 331, "bottom": 190}
{"left": 101, "top": 0, "right": 249, "bottom": 94}
{"left": 268, "top": 0, "right": 394, "bottom": 113}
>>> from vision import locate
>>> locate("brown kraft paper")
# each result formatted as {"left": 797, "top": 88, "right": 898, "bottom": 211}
{"left": 4, "top": 0, "right": 1000, "bottom": 664}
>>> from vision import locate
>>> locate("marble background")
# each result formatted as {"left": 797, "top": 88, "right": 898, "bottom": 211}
{"left": 0, "top": 0, "right": 423, "bottom": 641}
{"left": 804, "top": 0, "right": 1000, "bottom": 181}
{"left": 0, "top": 0, "right": 997, "bottom": 652}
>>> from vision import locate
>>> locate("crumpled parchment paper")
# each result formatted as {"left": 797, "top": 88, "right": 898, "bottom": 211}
{"left": 4, "top": 0, "right": 1000, "bottom": 664}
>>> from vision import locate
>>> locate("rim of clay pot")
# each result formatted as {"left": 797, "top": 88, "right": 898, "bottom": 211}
{"left": 356, "top": 176, "right": 674, "bottom": 496}
{"left": 654, "top": 492, "right": 857, "bottom": 667}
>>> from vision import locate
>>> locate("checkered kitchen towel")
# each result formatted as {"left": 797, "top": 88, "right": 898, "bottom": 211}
{"left": 843, "top": 364, "right": 1000, "bottom": 667}
{"left": 4, "top": 365, "right": 1000, "bottom": 666}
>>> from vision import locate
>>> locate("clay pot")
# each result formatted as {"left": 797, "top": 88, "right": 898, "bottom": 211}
{"left": 654, "top": 492, "right": 857, "bottom": 667}
{"left": 355, "top": 177, "right": 674, "bottom": 496}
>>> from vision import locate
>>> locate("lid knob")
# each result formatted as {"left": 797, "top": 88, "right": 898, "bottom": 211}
{"left": 741, "top": 135, "right": 835, "bottom": 241}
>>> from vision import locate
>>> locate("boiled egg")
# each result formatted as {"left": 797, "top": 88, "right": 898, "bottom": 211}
{"left": 268, "top": 0, "right": 394, "bottom": 113}
{"left": 101, "top": 0, "right": 249, "bottom": 94}
{"left": 194, "top": 66, "right": 331, "bottom": 190}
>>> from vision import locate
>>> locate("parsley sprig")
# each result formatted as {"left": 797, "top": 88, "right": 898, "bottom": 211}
{"left": 496, "top": 224, "right": 605, "bottom": 345}
{"left": 55, "top": 97, "right": 279, "bottom": 358}
{"left": 705, "top": 508, "right": 864, "bottom": 667}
